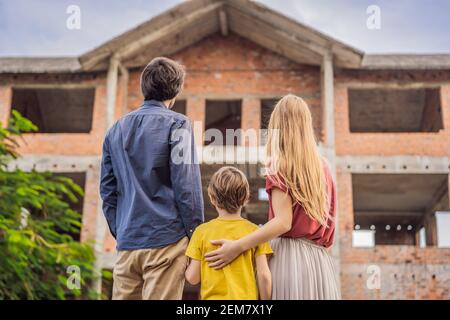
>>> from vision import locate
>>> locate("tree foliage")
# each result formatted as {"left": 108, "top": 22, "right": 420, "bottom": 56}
{"left": 0, "top": 110, "right": 100, "bottom": 299}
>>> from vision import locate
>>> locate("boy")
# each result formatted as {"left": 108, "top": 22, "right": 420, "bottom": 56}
{"left": 100, "top": 57, "right": 204, "bottom": 300}
{"left": 185, "top": 166, "right": 272, "bottom": 300}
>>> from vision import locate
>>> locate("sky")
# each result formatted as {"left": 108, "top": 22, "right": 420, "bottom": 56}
{"left": 0, "top": 0, "right": 449, "bottom": 57}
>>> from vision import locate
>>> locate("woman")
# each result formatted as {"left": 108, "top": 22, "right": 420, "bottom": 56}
{"left": 205, "top": 94, "right": 340, "bottom": 300}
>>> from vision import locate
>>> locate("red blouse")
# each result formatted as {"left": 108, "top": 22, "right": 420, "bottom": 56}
{"left": 265, "top": 161, "right": 337, "bottom": 248}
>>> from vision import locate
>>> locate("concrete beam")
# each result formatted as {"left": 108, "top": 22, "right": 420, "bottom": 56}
{"left": 356, "top": 210, "right": 424, "bottom": 217}
{"left": 337, "top": 155, "right": 450, "bottom": 174}
{"left": 199, "top": 146, "right": 263, "bottom": 165}
{"left": 115, "top": 2, "right": 223, "bottom": 60}
{"left": 338, "top": 82, "right": 442, "bottom": 90}
{"left": 7, "top": 155, "right": 101, "bottom": 172}
{"left": 198, "top": 144, "right": 332, "bottom": 165}
{"left": 219, "top": 9, "right": 228, "bottom": 36}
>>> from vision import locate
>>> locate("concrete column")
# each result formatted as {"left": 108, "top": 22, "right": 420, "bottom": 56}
{"left": 321, "top": 52, "right": 335, "bottom": 149}
{"left": 186, "top": 97, "right": 205, "bottom": 147}
{"left": 321, "top": 51, "right": 341, "bottom": 289}
{"left": 0, "top": 86, "right": 12, "bottom": 126}
{"left": 241, "top": 97, "right": 261, "bottom": 147}
{"left": 93, "top": 54, "right": 120, "bottom": 296}
{"left": 117, "top": 63, "right": 129, "bottom": 117}
{"left": 106, "top": 55, "right": 120, "bottom": 130}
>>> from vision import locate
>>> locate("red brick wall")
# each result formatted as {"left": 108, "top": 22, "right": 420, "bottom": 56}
{"left": 127, "top": 34, "right": 322, "bottom": 140}
{"left": 1, "top": 33, "right": 449, "bottom": 300}
{"left": 104, "top": 33, "right": 323, "bottom": 253}
{"left": 335, "top": 67, "right": 450, "bottom": 298}
{"left": 334, "top": 71, "right": 450, "bottom": 157}
{"left": 1, "top": 74, "right": 108, "bottom": 156}
{"left": 337, "top": 171, "right": 450, "bottom": 299}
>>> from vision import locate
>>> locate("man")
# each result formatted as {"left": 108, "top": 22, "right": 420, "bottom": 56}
{"left": 100, "top": 57, "right": 204, "bottom": 300}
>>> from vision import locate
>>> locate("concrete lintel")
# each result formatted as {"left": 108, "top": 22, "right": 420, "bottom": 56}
{"left": 338, "top": 82, "right": 444, "bottom": 90}
{"left": 198, "top": 144, "right": 330, "bottom": 165}
{"left": 198, "top": 146, "right": 264, "bottom": 164}
{"left": 337, "top": 155, "right": 450, "bottom": 174}
{"left": 7, "top": 155, "right": 101, "bottom": 172}
{"left": 356, "top": 210, "right": 424, "bottom": 217}
{"left": 177, "top": 93, "right": 310, "bottom": 100}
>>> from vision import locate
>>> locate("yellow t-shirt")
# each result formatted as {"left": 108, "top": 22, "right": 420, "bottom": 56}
{"left": 186, "top": 218, "right": 273, "bottom": 300}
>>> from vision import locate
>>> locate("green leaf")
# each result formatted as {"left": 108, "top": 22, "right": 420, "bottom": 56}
{"left": 0, "top": 111, "right": 98, "bottom": 300}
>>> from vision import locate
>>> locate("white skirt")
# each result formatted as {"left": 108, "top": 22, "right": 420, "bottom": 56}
{"left": 270, "top": 237, "right": 341, "bottom": 300}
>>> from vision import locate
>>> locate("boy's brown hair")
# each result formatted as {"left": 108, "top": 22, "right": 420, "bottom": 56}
{"left": 208, "top": 166, "right": 250, "bottom": 213}
{"left": 140, "top": 57, "right": 185, "bottom": 102}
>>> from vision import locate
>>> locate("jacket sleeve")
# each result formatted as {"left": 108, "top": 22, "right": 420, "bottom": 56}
{"left": 169, "top": 118, "right": 204, "bottom": 238}
{"left": 100, "top": 135, "right": 118, "bottom": 238}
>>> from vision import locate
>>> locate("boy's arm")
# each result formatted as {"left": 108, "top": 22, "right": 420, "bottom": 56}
{"left": 255, "top": 255, "right": 272, "bottom": 300}
{"left": 185, "top": 259, "right": 201, "bottom": 285}
{"left": 185, "top": 228, "right": 202, "bottom": 285}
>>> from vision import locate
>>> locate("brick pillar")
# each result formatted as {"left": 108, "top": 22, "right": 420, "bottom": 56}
{"left": 0, "top": 86, "right": 12, "bottom": 126}
{"left": 241, "top": 97, "right": 261, "bottom": 146}
{"left": 336, "top": 171, "right": 353, "bottom": 299}
{"left": 80, "top": 166, "right": 101, "bottom": 243}
{"left": 441, "top": 85, "right": 450, "bottom": 130}
{"left": 91, "top": 85, "right": 107, "bottom": 135}
{"left": 186, "top": 97, "right": 205, "bottom": 147}
{"left": 336, "top": 171, "right": 354, "bottom": 250}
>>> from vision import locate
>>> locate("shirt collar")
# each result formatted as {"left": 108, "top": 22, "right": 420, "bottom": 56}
{"left": 142, "top": 100, "right": 168, "bottom": 109}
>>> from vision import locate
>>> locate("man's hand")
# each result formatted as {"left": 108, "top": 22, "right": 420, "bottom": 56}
{"left": 204, "top": 239, "right": 243, "bottom": 269}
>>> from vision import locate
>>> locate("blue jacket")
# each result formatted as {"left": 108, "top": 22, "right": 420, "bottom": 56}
{"left": 100, "top": 100, "right": 204, "bottom": 250}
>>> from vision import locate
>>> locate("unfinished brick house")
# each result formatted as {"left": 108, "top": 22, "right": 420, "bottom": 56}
{"left": 1, "top": 0, "right": 449, "bottom": 299}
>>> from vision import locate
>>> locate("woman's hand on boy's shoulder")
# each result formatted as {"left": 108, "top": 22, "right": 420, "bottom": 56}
{"left": 204, "top": 239, "right": 242, "bottom": 270}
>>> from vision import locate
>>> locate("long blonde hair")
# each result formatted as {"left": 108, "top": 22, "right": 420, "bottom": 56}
{"left": 266, "top": 94, "right": 329, "bottom": 226}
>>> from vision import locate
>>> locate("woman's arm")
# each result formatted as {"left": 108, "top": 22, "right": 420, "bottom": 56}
{"left": 185, "top": 259, "right": 201, "bottom": 285}
{"left": 205, "top": 188, "right": 293, "bottom": 269}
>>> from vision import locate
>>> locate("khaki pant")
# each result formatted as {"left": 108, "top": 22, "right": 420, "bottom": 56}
{"left": 112, "top": 237, "right": 189, "bottom": 300}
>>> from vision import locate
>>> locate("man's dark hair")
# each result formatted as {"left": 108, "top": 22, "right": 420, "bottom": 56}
{"left": 140, "top": 57, "right": 185, "bottom": 101}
